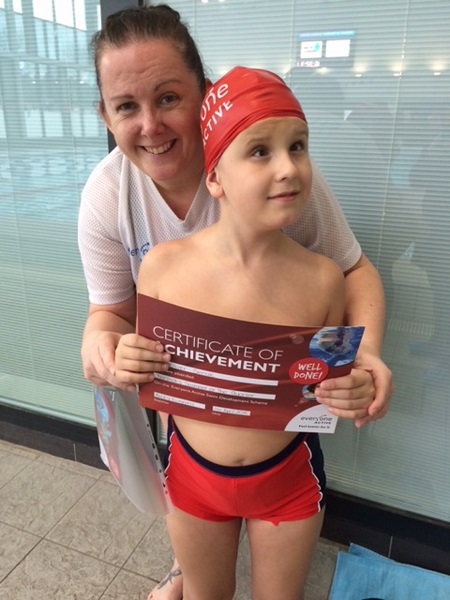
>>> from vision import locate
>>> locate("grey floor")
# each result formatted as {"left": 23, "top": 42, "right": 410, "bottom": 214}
{"left": 0, "top": 438, "right": 345, "bottom": 600}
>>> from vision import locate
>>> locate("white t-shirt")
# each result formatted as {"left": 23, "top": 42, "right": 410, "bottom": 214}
{"left": 78, "top": 146, "right": 360, "bottom": 305}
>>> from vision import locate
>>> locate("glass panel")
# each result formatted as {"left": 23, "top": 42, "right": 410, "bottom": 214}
{"left": 54, "top": 0, "right": 74, "bottom": 28}
{"left": 33, "top": 0, "right": 52, "bottom": 22}
{"left": 163, "top": 0, "right": 450, "bottom": 522}
{"left": 0, "top": 1, "right": 106, "bottom": 425}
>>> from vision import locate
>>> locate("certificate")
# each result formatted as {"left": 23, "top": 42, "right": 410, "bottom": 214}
{"left": 138, "top": 295, "right": 364, "bottom": 433}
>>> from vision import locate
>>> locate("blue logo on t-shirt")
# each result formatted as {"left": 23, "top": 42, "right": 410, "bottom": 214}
{"left": 128, "top": 241, "right": 150, "bottom": 261}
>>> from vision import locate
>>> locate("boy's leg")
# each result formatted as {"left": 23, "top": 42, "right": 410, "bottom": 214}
{"left": 246, "top": 510, "right": 324, "bottom": 600}
{"left": 166, "top": 506, "right": 242, "bottom": 600}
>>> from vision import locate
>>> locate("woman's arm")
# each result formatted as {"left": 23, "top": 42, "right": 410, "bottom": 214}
{"left": 344, "top": 253, "right": 385, "bottom": 352}
{"left": 81, "top": 295, "right": 170, "bottom": 390}
{"left": 315, "top": 253, "right": 394, "bottom": 426}
{"left": 345, "top": 253, "right": 394, "bottom": 425}
{"left": 81, "top": 296, "right": 137, "bottom": 388}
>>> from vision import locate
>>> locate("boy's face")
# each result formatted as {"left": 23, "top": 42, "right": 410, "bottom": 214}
{"left": 207, "top": 117, "right": 312, "bottom": 230}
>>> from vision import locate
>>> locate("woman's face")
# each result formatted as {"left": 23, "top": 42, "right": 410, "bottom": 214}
{"left": 98, "top": 39, "right": 205, "bottom": 191}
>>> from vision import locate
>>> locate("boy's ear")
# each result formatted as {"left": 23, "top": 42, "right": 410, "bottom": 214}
{"left": 206, "top": 169, "right": 224, "bottom": 199}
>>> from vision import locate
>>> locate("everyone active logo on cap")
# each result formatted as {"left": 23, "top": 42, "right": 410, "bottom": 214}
{"left": 200, "top": 66, "right": 307, "bottom": 173}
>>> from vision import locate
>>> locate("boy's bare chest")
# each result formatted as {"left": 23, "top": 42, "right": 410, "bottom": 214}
{"left": 159, "top": 259, "right": 328, "bottom": 327}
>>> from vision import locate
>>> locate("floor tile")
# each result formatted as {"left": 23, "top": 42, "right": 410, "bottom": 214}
{"left": 306, "top": 539, "right": 342, "bottom": 600}
{"left": 0, "top": 539, "right": 118, "bottom": 600}
{"left": 234, "top": 533, "right": 251, "bottom": 599}
{"left": 0, "top": 458, "right": 96, "bottom": 536}
{"left": 101, "top": 569, "right": 155, "bottom": 600}
{"left": 47, "top": 478, "right": 155, "bottom": 567}
{"left": 0, "top": 523, "right": 40, "bottom": 582}
{"left": 0, "top": 440, "right": 40, "bottom": 459}
{"left": 99, "top": 469, "right": 120, "bottom": 483}
{"left": 38, "top": 451, "right": 104, "bottom": 479}
{"left": 124, "top": 517, "right": 176, "bottom": 581}
{"left": 0, "top": 446, "right": 36, "bottom": 488}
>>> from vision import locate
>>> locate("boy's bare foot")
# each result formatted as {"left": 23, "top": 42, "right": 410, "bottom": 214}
{"left": 148, "top": 562, "right": 183, "bottom": 600}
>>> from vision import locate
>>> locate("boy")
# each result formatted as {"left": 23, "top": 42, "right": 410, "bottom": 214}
{"left": 116, "top": 66, "right": 367, "bottom": 600}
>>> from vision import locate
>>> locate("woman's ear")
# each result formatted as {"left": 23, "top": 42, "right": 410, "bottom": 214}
{"left": 206, "top": 169, "right": 224, "bottom": 199}
{"left": 98, "top": 100, "right": 113, "bottom": 132}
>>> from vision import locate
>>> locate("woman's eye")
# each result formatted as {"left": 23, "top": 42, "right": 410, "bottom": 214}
{"left": 160, "top": 93, "right": 179, "bottom": 106}
{"left": 117, "top": 102, "right": 135, "bottom": 113}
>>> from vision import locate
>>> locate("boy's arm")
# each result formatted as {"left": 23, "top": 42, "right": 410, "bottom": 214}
{"left": 112, "top": 252, "right": 171, "bottom": 389}
{"left": 316, "top": 253, "right": 393, "bottom": 426}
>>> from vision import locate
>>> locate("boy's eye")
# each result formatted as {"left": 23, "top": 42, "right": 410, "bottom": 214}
{"left": 291, "top": 140, "right": 305, "bottom": 151}
{"left": 252, "top": 147, "right": 268, "bottom": 158}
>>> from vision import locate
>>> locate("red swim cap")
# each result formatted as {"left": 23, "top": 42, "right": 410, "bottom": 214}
{"left": 200, "top": 66, "right": 307, "bottom": 173}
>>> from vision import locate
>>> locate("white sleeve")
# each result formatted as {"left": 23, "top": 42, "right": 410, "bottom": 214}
{"left": 78, "top": 155, "right": 136, "bottom": 305}
{"left": 284, "top": 160, "right": 361, "bottom": 272}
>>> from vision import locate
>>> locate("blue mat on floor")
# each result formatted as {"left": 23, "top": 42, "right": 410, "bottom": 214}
{"left": 329, "top": 544, "right": 450, "bottom": 600}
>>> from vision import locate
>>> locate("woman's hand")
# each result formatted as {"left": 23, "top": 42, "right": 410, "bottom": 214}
{"left": 80, "top": 297, "right": 172, "bottom": 391}
{"left": 82, "top": 329, "right": 124, "bottom": 388}
{"left": 352, "top": 350, "right": 394, "bottom": 426}
{"left": 82, "top": 329, "right": 171, "bottom": 392}
{"left": 114, "top": 333, "right": 171, "bottom": 391}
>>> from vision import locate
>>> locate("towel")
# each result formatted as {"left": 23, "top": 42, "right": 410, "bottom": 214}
{"left": 330, "top": 544, "right": 450, "bottom": 600}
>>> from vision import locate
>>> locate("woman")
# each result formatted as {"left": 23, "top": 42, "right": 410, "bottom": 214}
{"left": 78, "top": 5, "right": 393, "bottom": 600}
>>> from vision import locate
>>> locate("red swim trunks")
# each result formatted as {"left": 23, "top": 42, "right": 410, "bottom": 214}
{"left": 165, "top": 420, "right": 326, "bottom": 525}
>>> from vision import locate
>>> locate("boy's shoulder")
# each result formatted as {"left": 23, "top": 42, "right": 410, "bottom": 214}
{"left": 285, "top": 238, "right": 344, "bottom": 283}
{"left": 142, "top": 237, "right": 181, "bottom": 263}
{"left": 141, "top": 232, "right": 205, "bottom": 269}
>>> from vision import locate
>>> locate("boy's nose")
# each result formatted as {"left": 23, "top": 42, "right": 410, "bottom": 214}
{"left": 275, "top": 153, "right": 298, "bottom": 179}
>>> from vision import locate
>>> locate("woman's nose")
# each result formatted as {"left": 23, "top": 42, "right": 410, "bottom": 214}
{"left": 140, "top": 107, "right": 164, "bottom": 136}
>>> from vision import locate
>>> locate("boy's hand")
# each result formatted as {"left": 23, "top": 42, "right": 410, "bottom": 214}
{"left": 314, "top": 368, "right": 374, "bottom": 424}
{"left": 315, "top": 353, "right": 393, "bottom": 427}
{"left": 113, "top": 333, "right": 171, "bottom": 392}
